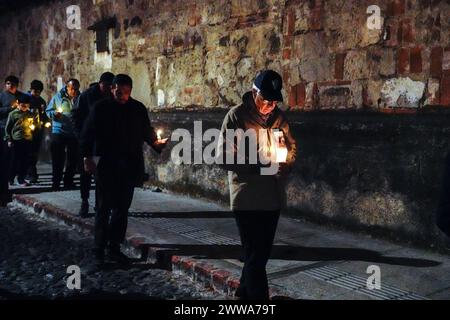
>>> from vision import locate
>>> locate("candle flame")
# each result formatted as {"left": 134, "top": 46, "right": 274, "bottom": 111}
{"left": 45, "top": 122, "right": 51, "bottom": 128}
{"left": 157, "top": 129, "right": 163, "bottom": 140}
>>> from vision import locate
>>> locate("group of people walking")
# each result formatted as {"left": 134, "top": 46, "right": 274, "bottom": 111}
{"left": 0, "top": 69, "right": 298, "bottom": 300}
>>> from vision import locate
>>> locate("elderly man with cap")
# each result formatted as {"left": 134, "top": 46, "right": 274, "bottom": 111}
{"left": 72, "top": 72, "right": 115, "bottom": 218}
{"left": 81, "top": 74, "right": 168, "bottom": 265}
{"left": 0, "top": 76, "right": 27, "bottom": 205}
{"left": 218, "top": 70, "right": 297, "bottom": 300}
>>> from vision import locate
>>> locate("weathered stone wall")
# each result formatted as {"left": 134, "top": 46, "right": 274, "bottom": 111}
{"left": 1, "top": 0, "right": 450, "bottom": 110}
{"left": 2, "top": 0, "right": 450, "bottom": 247}
{"left": 147, "top": 110, "right": 450, "bottom": 248}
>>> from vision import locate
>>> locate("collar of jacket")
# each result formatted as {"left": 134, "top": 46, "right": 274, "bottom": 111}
{"left": 242, "top": 91, "right": 278, "bottom": 128}
{"left": 59, "top": 86, "right": 71, "bottom": 101}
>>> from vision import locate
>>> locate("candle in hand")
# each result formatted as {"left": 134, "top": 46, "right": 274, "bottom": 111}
{"left": 27, "top": 118, "right": 35, "bottom": 131}
{"left": 157, "top": 129, "right": 163, "bottom": 140}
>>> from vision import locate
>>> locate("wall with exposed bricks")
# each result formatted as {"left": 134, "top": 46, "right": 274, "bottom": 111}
{"left": 1, "top": 0, "right": 450, "bottom": 111}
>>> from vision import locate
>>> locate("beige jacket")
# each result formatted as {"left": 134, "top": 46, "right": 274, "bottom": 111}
{"left": 218, "top": 92, "right": 297, "bottom": 211}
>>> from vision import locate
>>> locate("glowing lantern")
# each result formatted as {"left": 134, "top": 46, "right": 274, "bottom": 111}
{"left": 272, "top": 130, "right": 287, "bottom": 163}
{"left": 27, "top": 118, "right": 35, "bottom": 131}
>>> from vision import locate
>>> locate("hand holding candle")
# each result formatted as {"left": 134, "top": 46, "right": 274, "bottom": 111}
{"left": 154, "top": 128, "right": 169, "bottom": 150}
{"left": 273, "top": 130, "right": 287, "bottom": 163}
{"left": 27, "top": 118, "right": 35, "bottom": 131}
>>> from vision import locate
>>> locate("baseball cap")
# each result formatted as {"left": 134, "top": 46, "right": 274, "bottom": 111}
{"left": 253, "top": 70, "right": 283, "bottom": 102}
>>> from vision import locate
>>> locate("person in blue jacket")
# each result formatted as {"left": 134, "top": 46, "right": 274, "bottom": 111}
{"left": 45, "top": 79, "right": 80, "bottom": 190}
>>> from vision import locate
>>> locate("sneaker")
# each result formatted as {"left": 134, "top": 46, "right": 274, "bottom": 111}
{"left": 79, "top": 200, "right": 89, "bottom": 218}
{"left": 106, "top": 249, "right": 131, "bottom": 265}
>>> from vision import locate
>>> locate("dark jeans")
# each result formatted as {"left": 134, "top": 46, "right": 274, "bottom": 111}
{"left": 27, "top": 129, "right": 44, "bottom": 180}
{"left": 0, "top": 129, "right": 11, "bottom": 204}
{"left": 80, "top": 165, "right": 98, "bottom": 210}
{"left": 234, "top": 210, "right": 280, "bottom": 300}
{"left": 95, "top": 158, "right": 136, "bottom": 252}
{"left": 9, "top": 140, "right": 32, "bottom": 183}
{"left": 50, "top": 134, "right": 78, "bottom": 188}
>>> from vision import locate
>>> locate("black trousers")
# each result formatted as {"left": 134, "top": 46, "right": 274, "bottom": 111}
{"left": 234, "top": 210, "right": 280, "bottom": 300}
{"left": 27, "top": 129, "right": 44, "bottom": 180}
{"left": 50, "top": 134, "right": 78, "bottom": 188}
{"left": 95, "top": 159, "right": 136, "bottom": 252}
{"left": 9, "top": 140, "right": 32, "bottom": 183}
{"left": 0, "top": 129, "right": 11, "bottom": 204}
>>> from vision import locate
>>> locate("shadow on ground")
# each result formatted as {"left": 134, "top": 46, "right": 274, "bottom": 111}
{"left": 141, "top": 244, "right": 440, "bottom": 268}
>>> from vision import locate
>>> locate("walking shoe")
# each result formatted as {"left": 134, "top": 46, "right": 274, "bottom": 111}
{"left": 78, "top": 200, "right": 89, "bottom": 218}
{"left": 106, "top": 249, "right": 131, "bottom": 265}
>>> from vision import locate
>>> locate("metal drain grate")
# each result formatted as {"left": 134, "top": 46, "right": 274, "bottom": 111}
{"left": 137, "top": 217, "right": 241, "bottom": 246}
{"left": 131, "top": 215, "right": 428, "bottom": 300}
{"left": 302, "top": 265, "right": 427, "bottom": 300}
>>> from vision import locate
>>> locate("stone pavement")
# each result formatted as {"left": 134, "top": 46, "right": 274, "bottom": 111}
{"left": 8, "top": 164, "right": 450, "bottom": 300}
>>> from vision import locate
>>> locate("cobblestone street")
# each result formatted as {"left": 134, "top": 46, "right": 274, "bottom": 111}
{"left": 0, "top": 207, "right": 225, "bottom": 300}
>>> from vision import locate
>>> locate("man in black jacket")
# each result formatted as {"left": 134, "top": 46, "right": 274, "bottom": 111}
{"left": 81, "top": 74, "right": 168, "bottom": 264}
{"left": 27, "top": 80, "right": 50, "bottom": 183}
{"left": 0, "top": 76, "right": 27, "bottom": 206}
{"left": 72, "top": 72, "right": 114, "bottom": 217}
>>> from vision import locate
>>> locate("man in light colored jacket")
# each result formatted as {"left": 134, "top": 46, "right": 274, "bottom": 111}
{"left": 46, "top": 79, "right": 80, "bottom": 189}
{"left": 218, "top": 70, "right": 297, "bottom": 299}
